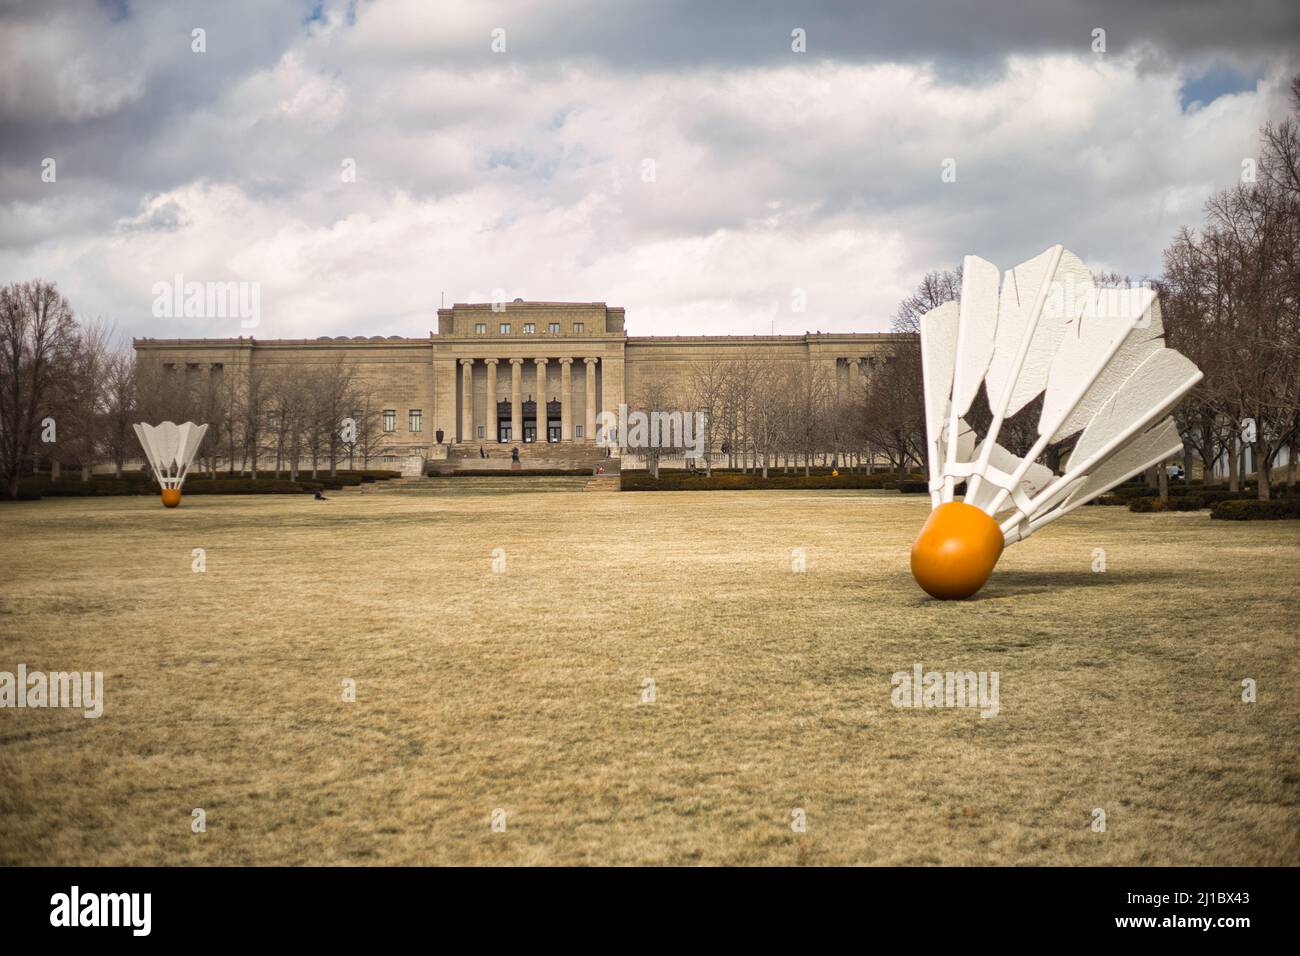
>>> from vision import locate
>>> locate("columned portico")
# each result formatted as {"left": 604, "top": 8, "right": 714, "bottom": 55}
{"left": 533, "top": 358, "right": 548, "bottom": 442}
{"left": 559, "top": 358, "right": 573, "bottom": 441}
{"left": 459, "top": 358, "right": 473, "bottom": 442}
{"left": 584, "top": 357, "right": 598, "bottom": 443}
{"left": 510, "top": 358, "right": 523, "bottom": 443}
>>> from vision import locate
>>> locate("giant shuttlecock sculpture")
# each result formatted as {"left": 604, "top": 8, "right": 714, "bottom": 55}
{"left": 911, "top": 245, "right": 1202, "bottom": 599}
{"left": 133, "top": 421, "right": 209, "bottom": 508}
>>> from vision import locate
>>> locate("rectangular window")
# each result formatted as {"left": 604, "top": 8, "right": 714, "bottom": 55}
{"left": 408, "top": 409, "right": 422, "bottom": 433}
{"left": 474, "top": 323, "right": 486, "bottom": 334}
{"left": 573, "top": 322, "right": 584, "bottom": 334}
{"left": 383, "top": 409, "right": 396, "bottom": 433}
{"left": 575, "top": 424, "right": 584, "bottom": 438}
{"left": 548, "top": 322, "right": 560, "bottom": 334}
{"left": 499, "top": 323, "right": 510, "bottom": 334}
{"left": 523, "top": 323, "right": 536, "bottom": 334}
{"left": 477, "top": 425, "right": 485, "bottom": 439}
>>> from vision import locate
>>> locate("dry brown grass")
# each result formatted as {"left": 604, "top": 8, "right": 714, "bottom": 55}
{"left": 1, "top": 485, "right": 1297, "bottom": 866}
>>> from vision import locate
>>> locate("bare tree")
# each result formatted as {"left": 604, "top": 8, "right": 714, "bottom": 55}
{"left": 785, "top": 359, "right": 833, "bottom": 475}
{"left": 347, "top": 383, "right": 388, "bottom": 470}
{"left": 628, "top": 372, "right": 679, "bottom": 479}
{"left": 686, "top": 352, "right": 731, "bottom": 476}
{"left": 0, "top": 281, "right": 78, "bottom": 498}
{"left": 100, "top": 343, "right": 138, "bottom": 478}
{"left": 57, "top": 319, "right": 113, "bottom": 480}
{"left": 892, "top": 265, "right": 963, "bottom": 334}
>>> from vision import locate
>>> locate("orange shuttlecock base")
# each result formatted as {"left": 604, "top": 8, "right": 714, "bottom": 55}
{"left": 910, "top": 501, "right": 1005, "bottom": 599}
{"left": 161, "top": 488, "right": 182, "bottom": 508}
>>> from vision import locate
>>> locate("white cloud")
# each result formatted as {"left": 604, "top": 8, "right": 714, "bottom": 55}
{"left": 0, "top": 2, "right": 1295, "bottom": 340}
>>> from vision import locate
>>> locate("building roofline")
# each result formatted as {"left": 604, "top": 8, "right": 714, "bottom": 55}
{"left": 625, "top": 332, "right": 911, "bottom": 343}
{"left": 133, "top": 336, "right": 429, "bottom": 346}
{"left": 439, "top": 301, "right": 617, "bottom": 311}
{"left": 134, "top": 330, "right": 913, "bottom": 347}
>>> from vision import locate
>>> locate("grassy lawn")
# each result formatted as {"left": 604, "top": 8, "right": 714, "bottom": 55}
{"left": 1, "top": 485, "right": 1297, "bottom": 865}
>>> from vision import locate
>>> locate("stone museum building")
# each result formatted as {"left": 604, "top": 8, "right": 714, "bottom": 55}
{"left": 133, "top": 301, "right": 906, "bottom": 469}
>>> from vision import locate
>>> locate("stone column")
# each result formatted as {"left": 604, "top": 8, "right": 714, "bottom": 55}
{"left": 847, "top": 357, "right": 860, "bottom": 393}
{"left": 484, "top": 359, "right": 499, "bottom": 442}
{"left": 559, "top": 358, "right": 573, "bottom": 442}
{"left": 509, "top": 359, "right": 523, "bottom": 443}
{"left": 584, "top": 357, "right": 598, "bottom": 443}
{"left": 534, "top": 358, "right": 549, "bottom": 442}
{"left": 459, "top": 358, "right": 474, "bottom": 442}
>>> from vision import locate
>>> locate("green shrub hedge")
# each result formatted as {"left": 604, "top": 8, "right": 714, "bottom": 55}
{"left": 8, "top": 466, "right": 401, "bottom": 500}
{"left": 1108, "top": 484, "right": 1161, "bottom": 500}
{"left": 1210, "top": 498, "right": 1300, "bottom": 521}
{"left": 18, "top": 478, "right": 151, "bottom": 497}
{"left": 641, "top": 467, "right": 907, "bottom": 487}
{"left": 428, "top": 468, "right": 594, "bottom": 477}
{"left": 13, "top": 475, "right": 326, "bottom": 499}
{"left": 182, "top": 479, "right": 318, "bottom": 495}
{"left": 1127, "top": 497, "right": 1165, "bottom": 513}
{"left": 620, "top": 472, "right": 896, "bottom": 492}
{"left": 1127, "top": 490, "right": 1290, "bottom": 512}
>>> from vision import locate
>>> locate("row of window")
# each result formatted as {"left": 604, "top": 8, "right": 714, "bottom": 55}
{"left": 381, "top": 411, "right": 589, "bottom": 440}
{"left": 382, "top": 409, "right": 420, "bottom": 433}
{"left": 474, "top": 424, "right": 585, "bottom": 440}
{"left": 472, "top": 322, "right": 583, "bottom": 335}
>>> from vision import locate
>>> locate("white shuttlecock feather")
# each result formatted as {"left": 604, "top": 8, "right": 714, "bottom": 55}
{"left": 133, "top": 421, "right": 208, "bottom": 504}
{"left": 911, "top": 244, "right": 1202, "bottom": 598}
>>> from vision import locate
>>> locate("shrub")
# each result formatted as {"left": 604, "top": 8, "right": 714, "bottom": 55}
{"left": 1127, "top": 497, "right": 1166, "bottom": 513}
{"left": 896, "top": 480, "right": 928, "bottom": 494}
{"left": 0, "top": 486, "right": 43, "bottom": 501}
{"left": 619, "top": 472, "right": 896, "bottom": 492}
{"left": 19, "top": 478, "right": 151, "bottom": 497}
{"left": 1211, "top": 498, "right": 1300, "bottom": 521}
{"left": 429, "top": 468, "right": 593, "bottom": 477}
{"left": 1192, "top": 490, "right": 1250, "bottom": 508}
{"left": 1109, "top": 484, "right": 1161, "bottom": 500}
{"left": 182, "top": 479, "right": 316, "bottom": 495}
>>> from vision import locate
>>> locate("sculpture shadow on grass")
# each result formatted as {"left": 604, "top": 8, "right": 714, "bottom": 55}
{"left": 976, "top": 567, "right": 1185, "bottom": 598}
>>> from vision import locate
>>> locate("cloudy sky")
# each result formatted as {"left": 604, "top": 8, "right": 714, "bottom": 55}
{"left": 1, "top": 0, "right": 1297, "bottom": 340}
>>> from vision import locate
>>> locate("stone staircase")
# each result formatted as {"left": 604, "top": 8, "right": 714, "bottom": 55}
{"left": 429, "top": 443, "right": 619, "bottom": 475}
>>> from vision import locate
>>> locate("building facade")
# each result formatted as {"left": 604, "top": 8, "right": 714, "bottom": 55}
{"left": 133, "top": 301, "right": 908, "bottom": 463}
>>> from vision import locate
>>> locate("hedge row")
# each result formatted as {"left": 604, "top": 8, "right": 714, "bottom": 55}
{"left": 181, "top": 479, "right": 323, "bottom": 495}
{"left": 1128, "top": 489, "right": 1297, "bottom": 513}
{"left": 620, "top": 472, "right": 900, "bottom": 491}
{"left": 656, "top": 466, "right": 898, "bottom": 478}
{"left": 427, "top": 468, "right": 596, "bottom": 477}
{"left": 18, "top": 478, "right": 152, "bottom": 497}
{"left": 10, "top": 469, "right": 399, "bottom": 500}
{"left": 1211, "top": 498, "right": 1300, "bottom": 521}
